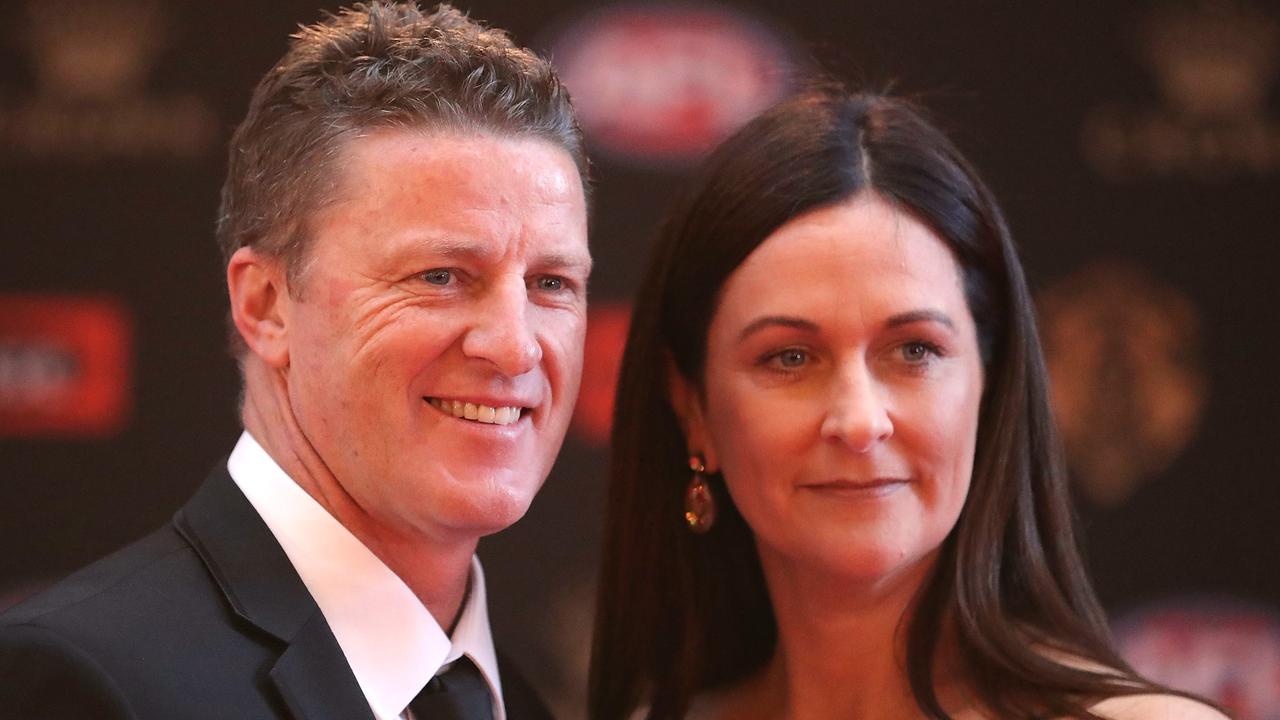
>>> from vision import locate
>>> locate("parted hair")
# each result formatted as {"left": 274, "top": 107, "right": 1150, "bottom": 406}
{"left": 215, "top": 1, "right": 586, "bottom": 299}
{"left": 590, "top": 86, "right": 1187, "bottom": 719}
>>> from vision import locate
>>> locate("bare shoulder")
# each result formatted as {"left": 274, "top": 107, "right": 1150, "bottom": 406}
{"left": 1027, "top": 642, "right": 1228, "bottom": 720}
{"left": 1089, "top": 693, "right": 1230, "bottom": 720}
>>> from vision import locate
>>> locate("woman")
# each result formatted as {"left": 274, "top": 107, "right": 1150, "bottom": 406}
{"left": 590, "top": 87, "right": 1226, "bottom": 719}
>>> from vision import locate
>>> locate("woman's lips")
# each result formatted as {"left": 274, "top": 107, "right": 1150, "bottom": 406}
{"left": 800, "top": 478, "right": 910, "bottom": 497}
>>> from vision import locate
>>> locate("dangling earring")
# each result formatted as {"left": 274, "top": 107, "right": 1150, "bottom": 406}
{"left": 684, "top": 455, "right": 716, "bottom": 533}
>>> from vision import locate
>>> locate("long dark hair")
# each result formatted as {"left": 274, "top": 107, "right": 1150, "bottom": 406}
{"left": 590, "top": 86, "right": 1180, "bottom": 719}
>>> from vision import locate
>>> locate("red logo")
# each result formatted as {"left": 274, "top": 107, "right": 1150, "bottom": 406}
{"left": 0, "top": 294, "right": 132, "bottom": 437}
{"left": 1115, "top": 597, "right": 1280, "bottom": 719}
{"left": 551, "top": 3, "right": 794, "bottom": 165}
{"left": 572, "top": 303, "right": 632, "bottom": 445}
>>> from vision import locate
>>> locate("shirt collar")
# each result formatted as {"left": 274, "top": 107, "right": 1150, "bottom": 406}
{"left": 227, "top": 431, "right": 505, "bottom": 720}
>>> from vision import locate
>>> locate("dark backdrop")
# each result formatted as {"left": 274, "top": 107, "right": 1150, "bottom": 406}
{"left": 2, "top": 1, "right": 1278, "bottom": 717}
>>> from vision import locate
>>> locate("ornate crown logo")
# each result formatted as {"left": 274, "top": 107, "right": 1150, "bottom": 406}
{"left": 1141, "top": 0, "right": 1278, "bottom": 121}
{"left": 0, "top": 0, "right": 215, "bottom": 160}
{"left": 1040, "top": 263, "right": 1206, "bottom": 507}
{"left": 20, "top": 0, "right": 169, "bottom": 102}
{"left": 1080, "top": 0, "right": 1280, "bottom": 180}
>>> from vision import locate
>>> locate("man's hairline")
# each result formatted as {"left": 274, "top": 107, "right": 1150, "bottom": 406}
{"left": 246, "top": 120, "right": 589, "bottom": 298}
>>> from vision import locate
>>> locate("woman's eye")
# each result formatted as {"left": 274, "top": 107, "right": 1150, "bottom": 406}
{"left": 773, "top": 348, "right": 808, "bottom": 369}
{"left": 900, "top": 342, "right": 939, "bottom": 363}
{"left": 421, "top": 269, "right": 452, "bottom": 286}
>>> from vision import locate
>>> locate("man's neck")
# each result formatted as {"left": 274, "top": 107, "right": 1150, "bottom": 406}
{"left": 239, "top": 361, "right": 475, "bottom": 630}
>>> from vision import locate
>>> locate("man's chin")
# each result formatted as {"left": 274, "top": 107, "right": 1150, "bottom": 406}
{"left": 436, "top": 489, "right": 537, "bottom": 539}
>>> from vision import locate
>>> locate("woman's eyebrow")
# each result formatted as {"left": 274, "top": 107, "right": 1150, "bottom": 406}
{"left": 884, "top": 309, "right": 955, "bottom": 330}
{"left": 737, "top": 310, "right": 954, "bottom": 342}
{"left": 738, "top": 315, "right": 818, "bottom": 342}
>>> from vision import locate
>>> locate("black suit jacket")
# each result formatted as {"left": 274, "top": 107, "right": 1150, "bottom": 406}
{"left": 0, "top": 465, "right": 554, "bottom": 720}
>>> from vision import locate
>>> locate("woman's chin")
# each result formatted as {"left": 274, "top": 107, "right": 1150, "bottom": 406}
{"left": 766, "top": 538, "right": 941, "bottom": 596}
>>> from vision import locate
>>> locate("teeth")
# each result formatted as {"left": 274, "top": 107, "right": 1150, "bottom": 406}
{"left": 427, "top": 398, "right": 523, "bottom": 426}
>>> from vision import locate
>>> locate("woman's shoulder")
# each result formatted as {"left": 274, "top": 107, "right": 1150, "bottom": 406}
{"left": 1026, "top": 642, "right": 1228, "bottom": 719}
{"left": 1087, "top": 693, "right": 1230, "bottom": 720}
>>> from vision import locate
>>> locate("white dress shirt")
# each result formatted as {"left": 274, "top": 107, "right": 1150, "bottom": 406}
{"left": 227, "top": 431, "right": 506, "bottom": 720}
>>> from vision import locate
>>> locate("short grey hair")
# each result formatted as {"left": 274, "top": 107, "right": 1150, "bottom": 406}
{"left": 216, "top": 1, "right": 587, "bottom": 301}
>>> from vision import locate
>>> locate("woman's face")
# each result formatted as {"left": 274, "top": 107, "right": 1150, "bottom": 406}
{"left": 678, "top": 193, "right": 985, "bottom": 588}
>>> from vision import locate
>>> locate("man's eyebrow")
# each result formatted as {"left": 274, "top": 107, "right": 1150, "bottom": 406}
{"left": 738, "top": 315, "right": 819, "bottom": 342}
{"left": 536, "top": 251, "right": 593, "bottom": 274}
{"left": 404, "top": 238, "right": 593, "bottom": 273}
{"left": 884, "top": 309, "right": 955, "bottom": 330}
{"left": 420, "top": 239, "right": 493, "bottom": 261}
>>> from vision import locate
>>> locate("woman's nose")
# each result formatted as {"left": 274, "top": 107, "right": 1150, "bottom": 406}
{"left": 819, "top": 364, "right": 893, "bottom": 452}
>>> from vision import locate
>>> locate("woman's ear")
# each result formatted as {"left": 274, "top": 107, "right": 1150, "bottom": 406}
{"left": 226, "top": 246, "right": 291, "bottom": 369}
{"left": 665, "top": 354, "right": 720, "bottom": 473}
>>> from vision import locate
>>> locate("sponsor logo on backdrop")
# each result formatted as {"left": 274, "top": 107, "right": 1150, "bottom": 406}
{"left": 0, "top": 295, "right": 132, "bottom": 437}
{"left": 1081, "top": 1, "right": 1280, "bottom": 180}
{"left": 0, "top": 0, "right": 217, "bottom": 160}
{"left": 549, "top": 2, "right": 794, "bottom": 166}
{"left": 1039, "top": 263, "right": 1205, "bottom": 507}
{"left": 1115, "top": 597, "right": 1280, "bottom": 719}
{"left": 571, "top": 303, "right": 631, "bottom": 445}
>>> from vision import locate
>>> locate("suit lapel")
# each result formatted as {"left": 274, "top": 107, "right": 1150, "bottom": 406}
{"left": 270, "top": 611, "right": 381, "bottom": 720}
{"left": 497, "top": 652, "right": 555, "bottom": 720}
{"left": 174, "top": 465, "right": 375, "bottom": 720}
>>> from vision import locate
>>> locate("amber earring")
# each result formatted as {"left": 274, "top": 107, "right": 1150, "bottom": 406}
{"left": 684, "top": 455, "right": 716, "bottom": 533}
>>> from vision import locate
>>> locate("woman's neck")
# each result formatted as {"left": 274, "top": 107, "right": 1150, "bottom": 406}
{"left": 716, "top": 549, "right": 975, "bottom": 720}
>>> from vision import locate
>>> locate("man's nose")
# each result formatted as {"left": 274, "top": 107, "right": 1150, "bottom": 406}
{"left": 819, "top": 363, "right": 893, "bottom": 452}
{"left": 461, "top": 277, "right": 541, "bottom": 376}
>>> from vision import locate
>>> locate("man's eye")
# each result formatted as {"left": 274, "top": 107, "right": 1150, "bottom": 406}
{"left": 534, "top": 276, "right": 565, "bottom": 291}
{"left": 421, "top": 269, "right": 452, "bottom": 286}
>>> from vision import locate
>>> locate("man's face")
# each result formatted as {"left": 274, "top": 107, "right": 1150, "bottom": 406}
{"left": 282, "top": 129, "right": 590, "bottom": 543}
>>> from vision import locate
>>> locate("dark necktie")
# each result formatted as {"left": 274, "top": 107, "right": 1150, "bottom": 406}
{"left": 408, "top": 656, "right": 495, "bottom": 720}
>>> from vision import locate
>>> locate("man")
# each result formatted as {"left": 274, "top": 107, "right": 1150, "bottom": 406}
{"left": 0, "top": 3, "right": 590, "bottom": 719}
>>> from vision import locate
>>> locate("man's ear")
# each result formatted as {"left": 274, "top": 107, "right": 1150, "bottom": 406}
{"left": 226, "top": 246, "right": 291, "bottom": 369}
{"left": 664, "top": 354, "right": 720, "bottom": 473}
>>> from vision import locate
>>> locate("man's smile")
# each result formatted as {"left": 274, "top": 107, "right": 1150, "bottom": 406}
{"left": 425, "top": 397, "right": 530, "bottom": 426}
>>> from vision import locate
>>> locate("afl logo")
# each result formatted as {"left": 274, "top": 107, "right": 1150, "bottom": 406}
{"left": 0, "top": 294, "right": 133, "bottom": 437}
{"left": 1039, "top": 262, "right": 1206, "bottom": 507}
{"left": 1115, "top": 597, "right": 1280, "bottom": 719}
{"left": 549, "top": 3, "right": 795, "bottom": 165}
